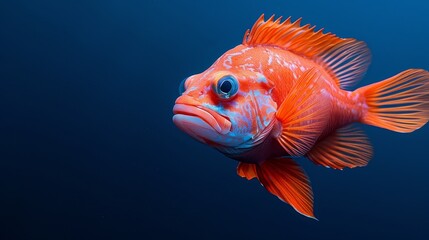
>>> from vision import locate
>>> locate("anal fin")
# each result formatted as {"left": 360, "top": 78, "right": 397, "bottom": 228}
{"left": 306, "top": 125, "right": 373, "bottom": 170}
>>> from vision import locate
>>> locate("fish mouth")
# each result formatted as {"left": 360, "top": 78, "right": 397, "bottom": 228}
{"left": 173, "top": 104, "right": 231, "bottom": 135}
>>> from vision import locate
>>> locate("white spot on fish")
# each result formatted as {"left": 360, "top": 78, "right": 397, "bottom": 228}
{"left": 256, "top": 75, "right": 268, "bottom": 83}
{"left": 223, "top": 52, "right": 242, "bottom": 69}
{"left": 268, "top": 55, "right": 273, "bottom": 65}
{"left": 240, "top": 63, "right": 255, "bottom": 71}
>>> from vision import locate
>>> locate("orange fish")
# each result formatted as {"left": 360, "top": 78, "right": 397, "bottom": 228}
{"left": 172, "top": 14, "right": 429, "bottom": 219}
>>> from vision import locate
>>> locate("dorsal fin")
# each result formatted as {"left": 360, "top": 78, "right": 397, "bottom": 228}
{"left": 242, "top": 14, "right": 371, "bottom": 89}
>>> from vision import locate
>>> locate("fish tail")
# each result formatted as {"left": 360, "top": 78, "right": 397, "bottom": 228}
{"left": 357, "top": 69, "right": 429, "bottom": 132}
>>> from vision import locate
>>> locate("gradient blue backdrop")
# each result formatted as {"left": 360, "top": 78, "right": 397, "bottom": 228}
{"left": 0, "top": 0, "right": 428, "bottom": 239}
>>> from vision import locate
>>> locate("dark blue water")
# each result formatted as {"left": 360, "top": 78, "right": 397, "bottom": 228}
{"left": 0, "top": 0, "right": 428, "bottom": 239}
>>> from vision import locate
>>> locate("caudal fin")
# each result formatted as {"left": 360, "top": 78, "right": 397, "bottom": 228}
{"left": 357, "top": 69, "right": 429, "bottom": 133}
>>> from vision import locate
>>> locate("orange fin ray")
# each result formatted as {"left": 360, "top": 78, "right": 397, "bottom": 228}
{"left": 257, "top": 158, "right": 316, "bottom": 219}
{"left": 237, "top": 159, "right": 315, "bottom": 219}
{"left": 320, "top": 40, "right": 371, "bottom": 89}
{"left": 276, "top": 68, "right": 329, "bottom": 156}
{"left": 306, "top": 125, "right": 373, "bottom": 170}
{"left": 243, "top": 14, "right": 371, "bottom": 89}
{"left": 357, "top": 69, "right": 429, "bottom": 133}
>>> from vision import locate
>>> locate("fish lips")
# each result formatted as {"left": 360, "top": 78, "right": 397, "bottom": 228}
{"left": 173, "top": 104, "right": 232, "bottom": 143}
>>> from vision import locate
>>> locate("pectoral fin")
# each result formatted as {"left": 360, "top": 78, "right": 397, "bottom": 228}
{"left": 276, "top": 68, "right": 329, "bottom": 156}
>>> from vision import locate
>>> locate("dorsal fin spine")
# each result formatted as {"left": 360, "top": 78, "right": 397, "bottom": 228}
{"left": 258, "top": 16, "right": 276, "bottom": 43}
{"left": 242, "top": 29, "right": 250, "bottom": 44}
{"left": 247, "top": 14, "right": 264, "bottom": 42}
{"left": 260, "top": 17, "right": 282, "bottom": 43}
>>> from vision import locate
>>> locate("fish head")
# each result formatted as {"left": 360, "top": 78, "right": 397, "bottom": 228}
{"left": 173, "top": 68, "right": 277, "bottom": 153}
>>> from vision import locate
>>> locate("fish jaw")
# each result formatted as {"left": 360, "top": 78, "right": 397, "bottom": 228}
{"left": 173, "top": 104, "right": 231, "bottom": 134}
{"left": 173, "top": 103, "right": 233, "bottom": 145}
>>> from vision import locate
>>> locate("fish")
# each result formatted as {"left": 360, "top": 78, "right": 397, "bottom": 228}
{"left": 172, "top": 14, "right": 429, "bottom": 219}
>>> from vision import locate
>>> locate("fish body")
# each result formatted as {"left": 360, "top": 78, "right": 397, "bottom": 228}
{"left": 173, "top": 15, "right": 429, "bottom": 218}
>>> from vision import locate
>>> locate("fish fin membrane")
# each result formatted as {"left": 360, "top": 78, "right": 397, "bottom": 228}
{"left": 237, "top": 162, "right": 258, "bottom": 180}
{"left": 357, "top": 69, "right": 429, "bottom": 133}
{"left": 255, "top": 158, "right": 316, "bottom": 219}
{"left": 242, "top": 14, "right": 371, "bottom": 90}
{"left": 276, "top": 68, "right": 329, "bottom": 156}
{"left": 306, "top": 125, "right": 373, "bottom": 170}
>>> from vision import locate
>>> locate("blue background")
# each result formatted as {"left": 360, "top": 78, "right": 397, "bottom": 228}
{"left": 0, "top": 0, "right": 428, "bottom": 239}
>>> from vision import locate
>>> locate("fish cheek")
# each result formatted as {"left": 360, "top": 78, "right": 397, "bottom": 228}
{"left": 248, "top": 90, "right": 277, "bottom": 130}
{"left": 218, "top": 99, "right": 252, "bottom": 137}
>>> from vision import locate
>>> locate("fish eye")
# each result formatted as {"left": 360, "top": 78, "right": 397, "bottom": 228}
{"left": 213, "top": 75, "right": 239, "bottom": 100}
{"left": 179, "top": 78, "right": 187, "bottom": 94}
